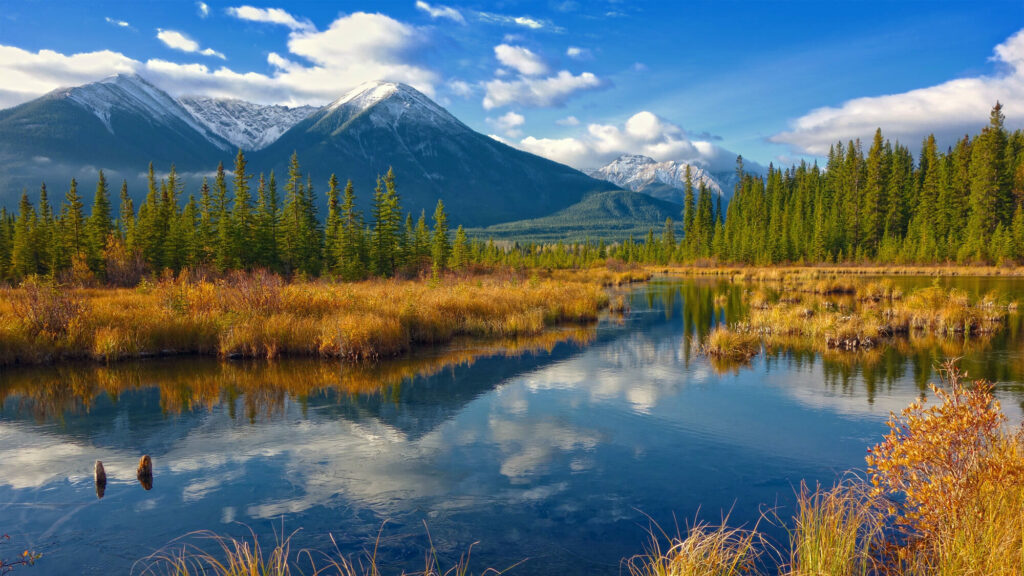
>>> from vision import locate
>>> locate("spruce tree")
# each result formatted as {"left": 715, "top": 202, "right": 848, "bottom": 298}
{"left": 431, "top": 199, "right": 450, "bottom": 276}
{"left": 86, "top": 170, "right": 113, "bottom": 274}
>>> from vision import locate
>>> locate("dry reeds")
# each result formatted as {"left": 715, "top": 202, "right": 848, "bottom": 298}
{"left": 0, "top": 272, "right": 609, "bottom": 366}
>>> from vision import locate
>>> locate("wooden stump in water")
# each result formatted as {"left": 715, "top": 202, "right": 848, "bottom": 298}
{"left": 137, "top": 455, "right": 153, "bottom": 490}
{"left": 94, "top": 460, "right": 106, "bottom": 499}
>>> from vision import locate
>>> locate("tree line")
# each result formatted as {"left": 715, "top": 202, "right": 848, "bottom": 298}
{"left": 2, "top": 103, "right": 1022, "bottom": 283}
{"left": 705, "top": 103, "right": 1024, "bottom": 264}
{"left": 0, "top": 151, "right": 474, "bottom": 284}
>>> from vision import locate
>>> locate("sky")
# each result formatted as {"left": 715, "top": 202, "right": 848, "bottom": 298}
{"left": 1, "top": 0, "right": 1023, "bottom": 172}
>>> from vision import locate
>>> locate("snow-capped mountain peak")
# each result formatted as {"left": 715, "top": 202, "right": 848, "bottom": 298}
{"left": 322, "top": 81, "right": 464, "bottom": 132}
{"left": 58, "top": 73, "right": 230, "bottom": 150}
{"left": 588, "top": 154, "right": 725, "bottom": 203}
{"left": 179, "top": 96, "right": 318, "bottom": 151}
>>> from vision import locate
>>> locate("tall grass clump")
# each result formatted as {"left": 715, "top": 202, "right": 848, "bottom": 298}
{"left": 701, "top": 325, "right": 761, "bottom": 360}
{"left": 625, "top": 521, "right": 767, "bottom": 576}
{"left": 785, "top": 481, "right": 884, "bottom": 576}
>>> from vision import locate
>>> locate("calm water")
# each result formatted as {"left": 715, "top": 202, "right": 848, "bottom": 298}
{"left": 2, "top": 277, "right": 1024, "bottom": 575}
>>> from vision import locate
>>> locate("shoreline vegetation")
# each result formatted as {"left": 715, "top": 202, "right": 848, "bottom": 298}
{"left": 100, "top": 363, "right": 1021, "bottom": 576}
{"left": 699, "top": 273, "right": 1017, "bottom": 362}
{"left": 0, "top": 269, "right": 628, "bottom": 367}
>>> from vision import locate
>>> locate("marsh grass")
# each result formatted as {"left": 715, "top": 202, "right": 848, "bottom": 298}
{"left": 701, "top": 325, "right": 761, "bottom": 360}
{"left": 785, "top": 481, "right": 885, "bottom": 576}
{"left": 0, "top": 272, "right": 609, "bottom": 366}
{"left": 134, "top": 522, "right": 508, "bottom": 576}
{"left": 625, "top": 518, "right": 770, "bottom": 576}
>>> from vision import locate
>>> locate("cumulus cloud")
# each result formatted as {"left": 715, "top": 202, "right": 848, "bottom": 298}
{"left": 448, "top": 79, "right": 474, "bottom": 98}
{"left": 566, "top": 46, "right": 590, "bottom": 60}
{"left": 557, "top": 115, "right": 580, "bottom": 126}
{"left": 772, "top": 28, "right": 1024, "bottom": 155}
{"left": 415, "top": 1, "right": 465, "bottom": 24}
{"left": 0, "top": 10, "right": 438, "bottom": 108}
{"left": 494, "top": 44, "right": 548, "bottom": 76}
{"left": 105, "top": 17, "right": 131, "bottom": 28}
{"left": 486, "top": 110, "right": 525, "bottom": 137}
{"left": 156, "top": 29, "right": 226, "bottom": 59}
{"left": 225, "top": 5, "right": 314, "bottom": 32}
{"left": 515, "top": 111, "right": 741, "bottom": 172}
{"left": 483, "top": 70, "right": 603, "bottom": 109}
{"left": 197, "top": 2, "right": 209, "bottom": 18}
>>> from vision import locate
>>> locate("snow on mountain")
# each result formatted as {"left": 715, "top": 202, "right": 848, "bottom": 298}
{"left": 588, "top": 154, "right": 726, "bottom": 203}
{"left": 59, "top": 73, "right": 231, "bottom": 150}
{"left": 322, "top": 81, "right": 467, "bottom": 133}
{"left": 179, "top": 97, "right": 318, "bottom": 151}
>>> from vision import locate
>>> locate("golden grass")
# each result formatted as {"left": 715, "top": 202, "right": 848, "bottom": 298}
{"left": 134, "top": 524, "right": 506, "bottom": 576}
{"left": 0, "top": 272, "right": 609, "bottom": 366}
{"left": 701, "top": 325, "right": 761, "bottom": 360}
{"left": 785, "top": 481, "right": 884, "bottom": 576}
{"left": 625, "top": 520, "right": 768, "bottom": 576}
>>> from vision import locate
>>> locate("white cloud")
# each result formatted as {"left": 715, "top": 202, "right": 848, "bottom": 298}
{"left": 415, "top": 1, "right": 465, "bottom": 24}
{"left": 486, "top": 110, "right": 525, "bottom": 137}
{"left": 156, "top": 29, "right": 226, "bottom": 59}
{"left": 197, "top": 2, "right": 209, "bottom": 18}
{"left": 225, "top": 5, "right": 314, "bottom": 32}
{"left": 448, "top": 79, "right": 473, "bottom": 98}
{"left": 0, "top": 10, "right": 438, "bottom": 108}
{"left": 483, "top": 70, "right": 603, "bottom": 109}
{"left": 772, "top": 28, "right": 1024, "bottom": 155}
{"left": 494, "top": 44, "right": 548, "bottom": 76}
{"left": 105, "top": 17, "right": 130, "bottom": 28}
{"left": 477, "top": 11, "right": 559, "bottom": 31}
{"left": 557, "top": 115, "right": 580, "bottom": 126}
{"left": 515, "top": 110, "right": 740, "bottom": 172}
{"left": 566, "top": 46, "right": 590, "bottom": 60}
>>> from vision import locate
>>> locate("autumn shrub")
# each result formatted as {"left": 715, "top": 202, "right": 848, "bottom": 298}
{"left": 866, "top": 360, "right": 1024, "bottom": 567}
{"left": 12, "top": 277, "right": 82, "bottom": 338}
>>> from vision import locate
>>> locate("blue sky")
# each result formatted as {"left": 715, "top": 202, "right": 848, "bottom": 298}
{"left": 1, "top": 0, "right": 1022, "bottom": 170}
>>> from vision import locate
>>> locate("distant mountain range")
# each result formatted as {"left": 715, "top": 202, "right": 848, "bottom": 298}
{"left": 587, "top": 154, "right": 735, "bottom": 202}
{"left": 0, "top": 74, "right": 622, "bottom": 227}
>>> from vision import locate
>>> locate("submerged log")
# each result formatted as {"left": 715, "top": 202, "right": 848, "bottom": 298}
{"left": 94, "top": 460, "right": 107, "bottom": 499}
{"left": 137, "top": 455, "right": 153, "bottom": 490}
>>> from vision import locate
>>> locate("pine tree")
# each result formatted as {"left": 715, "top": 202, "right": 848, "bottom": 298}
{"left": 431, "top": 199, "right": 450, "bottom": 276}
{"left": 86, "top": 170, "right": 113, "bottom": 274}
{"left": 230, "top": 149, "right": 253, "bottom": 269}
{"left": 214, "top": 161, "right": 232, "bottom": 271}
{"left": 11, "top": 191, "right": 39, "bottom": 279}
{"left": 253, "top": 173, "right": 280, "bottom": 271}
{"left": 965, "top": 103, "right": 1010, "bottom": 261}
{"left": 118, "top": 179, "right": 134, "bottom": 245}
{"left": 451, "top": 225, "right": 469, "bottom": 270}
{"left": 59, "top": 178, "right": 86, "bottom": 269}
{"left": 324, "top": 174, "right": 341, "bottom": 274}
{"left": 337, "top": 179, "right": 365, "bottom": 281}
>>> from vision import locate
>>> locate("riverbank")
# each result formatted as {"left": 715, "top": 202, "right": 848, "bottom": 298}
{"left": 0, "top": 270, "right": 613, "bottom": 366}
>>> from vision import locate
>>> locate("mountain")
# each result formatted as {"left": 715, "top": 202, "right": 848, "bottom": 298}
{"left": 587, "top": 154, "right": 731, "bottom": 205}
{"left": 469, "top": 189, "right": 684, "bottom": 243}
{"left": 252, "top": 81, "right": 618, "bottom": 227}
{"left": 0, "top": 74, "right": 232, "bottom": 197}
{"left": 179, "top": 97, "right": 319, "bottom": 151}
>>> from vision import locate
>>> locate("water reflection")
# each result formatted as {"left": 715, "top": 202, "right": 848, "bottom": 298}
{"left": 1, "top": 278, "right": 1023, "bottom": 575}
